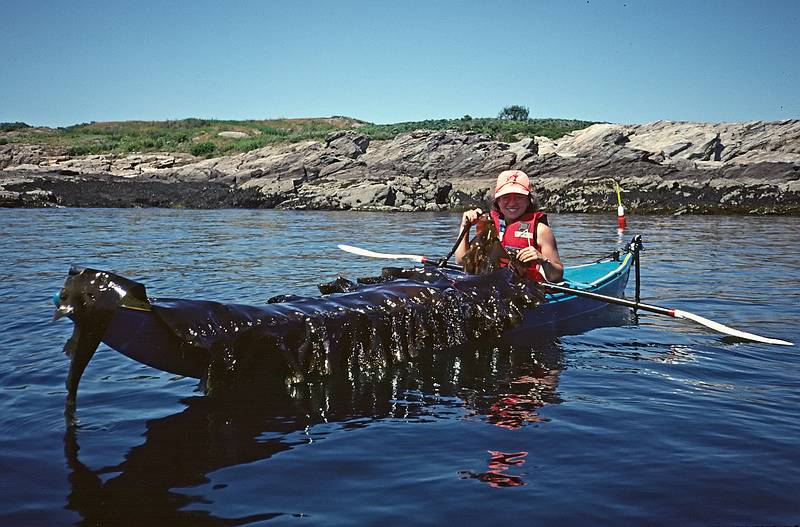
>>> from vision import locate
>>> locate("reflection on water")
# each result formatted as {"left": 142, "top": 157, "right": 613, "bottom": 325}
{"left": 459, "top": 451, "right": 529, "bottom": 488}
{"left": 64, "top": 341, "right": 563, "bottom": 523}
{"left": 485, "top": 372, "right": 560, "bottom": 429}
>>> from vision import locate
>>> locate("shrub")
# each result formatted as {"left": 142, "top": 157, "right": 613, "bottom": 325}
{"left": 0, "top": 122, "right": 31, "bottom": 132}
{"left": 190, "top": 141, "right": 216, "bottom": 157}
{"left": 7, "top": 115, "right": 595, "bottom": 157}
{"left": 66, "top": 145, "right": 93, "bottom": 156}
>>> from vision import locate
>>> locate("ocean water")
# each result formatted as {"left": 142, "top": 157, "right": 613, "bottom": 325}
{"left": 0, "top": 208, "right": 798, "bottom": 526}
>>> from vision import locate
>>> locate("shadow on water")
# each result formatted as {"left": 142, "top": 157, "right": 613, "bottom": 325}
{"left": 61, "top": 306, "right": 633, "bottom": 525}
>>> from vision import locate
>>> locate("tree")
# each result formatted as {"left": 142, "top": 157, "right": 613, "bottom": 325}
{"left": 497, "top": 105, "right": 530, "bottom": 121}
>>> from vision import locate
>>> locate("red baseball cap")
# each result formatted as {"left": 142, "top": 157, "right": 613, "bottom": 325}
{"left": 494, "top": 170, "right": 530, "bottom": 198}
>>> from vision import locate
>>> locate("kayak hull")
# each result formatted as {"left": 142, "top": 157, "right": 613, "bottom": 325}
{"left": 96, "top": 251, "right": 633, "bottom": 380}
{"left": 104, "top": 307, "right": 207, "bottom": 379}
{"left": 517, "top": 253, "right": 632, "bottom": 332}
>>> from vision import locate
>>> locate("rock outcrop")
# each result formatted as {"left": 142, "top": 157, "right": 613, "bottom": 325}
{"left": 2, "top": 120, "right": 799, "bottom": 213}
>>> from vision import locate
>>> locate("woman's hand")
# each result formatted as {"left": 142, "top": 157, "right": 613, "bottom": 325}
{"left": 513, "top": 246, "right": 549, "bottom": 265}
{"left": 515, "top": 223, "right": 564, "bottom": 283}
{"left": 461, "top": 208, "right": 483, "bottom": 228}
{"left": 454, "top": 208, "right": 482, "bottom": 265}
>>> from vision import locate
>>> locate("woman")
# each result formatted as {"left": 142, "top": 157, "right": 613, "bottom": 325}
{"left": 455, "top": 170, "right": 564, "bottom": 283}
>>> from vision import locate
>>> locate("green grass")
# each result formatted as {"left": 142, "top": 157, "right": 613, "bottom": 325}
{"left": 361, "top": 117, "right": 596, "bottom": 142}
{"left": 1, "top": 116, "right": 595, "bottom": 157}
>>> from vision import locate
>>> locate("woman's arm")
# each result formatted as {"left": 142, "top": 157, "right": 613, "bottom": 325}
{"left": 515, "top": 223, "right": 564, "bottom": 282}
{"left": 536, "top": 223, "right": 564, "bottom": 282}
{"left": 454, "top": 208, "right": 482, "bottom": 264}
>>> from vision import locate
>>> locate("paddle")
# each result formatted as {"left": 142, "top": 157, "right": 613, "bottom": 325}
{"left": 439, "top": 221, "right": 473, "bottom": 268}
{"left": 541, "top": 282, "right": 793, "bottom": 346}
{"left": 337, "top": 244, "right": 463, "bottom": 270}
{"left": 337, "top": 244, "right": 794, "bottom": 346}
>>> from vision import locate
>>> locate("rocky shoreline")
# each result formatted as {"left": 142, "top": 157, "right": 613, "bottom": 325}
{"left": 2, "top": 120, "right": 799, "bottom": 214}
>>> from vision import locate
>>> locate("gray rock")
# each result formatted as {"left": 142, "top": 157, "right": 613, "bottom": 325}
{"left": 3, "top": 120, "right": 799, "bottom": 213}
{"left": 217, "top": 131, "right": 250, "bottom": 139}
{"left": 0, "top": 144, "right": 53, "bottom": 169}
{"left": 325, "top": 131, "right": 369, "bottom": 159}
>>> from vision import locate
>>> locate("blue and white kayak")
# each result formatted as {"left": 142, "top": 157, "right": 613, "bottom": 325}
{"left": 53, "top": 239, "right": 639, "bottom": 410}
{"left": 519, "top": 251, "right": 632, "bottom": 331}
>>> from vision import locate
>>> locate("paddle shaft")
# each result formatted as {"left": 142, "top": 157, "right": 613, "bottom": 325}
{"left": 421, "top": 257, "right": 462, "bottom": 271}
{"left": 544, "top": 282, "right": 673, "bottom": 316}
{"left": 545, "top": 282, "right": 792, "bottom": 345}
{"left": 439, "top": 222, "right": 472, "bottom": 268}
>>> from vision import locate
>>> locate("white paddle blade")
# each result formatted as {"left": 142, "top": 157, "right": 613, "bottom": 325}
{"left": 337, "top": 244, "right": 425, "bottom": 263}
{"left": 673, "top": 309, "right": 794, "bottom": 346}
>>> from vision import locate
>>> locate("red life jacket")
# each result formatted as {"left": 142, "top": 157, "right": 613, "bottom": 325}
{"left": 489, "top": 210, "right": 548, "bottom": 282}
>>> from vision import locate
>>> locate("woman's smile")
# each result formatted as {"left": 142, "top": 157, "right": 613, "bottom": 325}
{"left": 497, "top": 194, "right": 528, "bottom": 221}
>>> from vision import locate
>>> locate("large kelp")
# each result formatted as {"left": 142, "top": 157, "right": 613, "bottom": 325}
{"left": 153, "top": 266, "right": 544, "bottom": 393}
{"left": 54, "top": 268, "right": 150, "bottom": 412}
{"left": 462, "top": 215, "right": 506, "bottom": 275}
{"left": 462, "top": 214, "right": 529, "bottom": 277}
{"left": 56, "top": 229, "right": 543, "bottom": 404}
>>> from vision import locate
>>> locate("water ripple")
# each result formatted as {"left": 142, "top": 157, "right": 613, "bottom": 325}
{"left": 1, "top": 209, "right": 799, "bottom": 525}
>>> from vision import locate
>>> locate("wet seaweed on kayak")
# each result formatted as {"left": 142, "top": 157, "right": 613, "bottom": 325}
{"left": 54, "top": 267, "right": 151, "bottom": 417}
{"left": 170, "top": 266, "right": 546, "bottom": 394}
{"left": 55, "top": 261, "right": 545, "bottom": 403}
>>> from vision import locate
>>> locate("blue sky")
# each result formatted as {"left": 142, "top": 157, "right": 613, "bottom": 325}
{"left": 2, "top": 0, "right": 798, "bottom": 127}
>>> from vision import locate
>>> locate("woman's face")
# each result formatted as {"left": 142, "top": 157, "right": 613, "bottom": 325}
{"left": 496, "top": 193, "right": 529, "bottom": 221}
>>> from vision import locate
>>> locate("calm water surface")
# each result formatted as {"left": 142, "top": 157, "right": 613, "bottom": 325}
{"left": 0, "top": 209, "right": 798, "bottom": 526}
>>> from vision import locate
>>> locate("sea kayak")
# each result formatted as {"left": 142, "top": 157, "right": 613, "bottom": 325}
{"left": 54, "top": 238, "right": 639, "bottom": 410}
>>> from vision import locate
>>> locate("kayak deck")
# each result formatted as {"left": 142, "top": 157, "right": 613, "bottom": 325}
{"left": 514, "top": 251, "right": 633, "bottom": 332}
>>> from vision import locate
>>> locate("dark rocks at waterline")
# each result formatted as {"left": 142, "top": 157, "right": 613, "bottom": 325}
{"left": 0, "top": 172, "right": 276, "bottom": 209}
{"left": 5, "top": 163, "right": 798, "bottom": 214}
{"left": 272, "top": 174, "right": 453, "bottom": 212}
{"left": 527, "top": 158, "right": 800, "bottom": 215}
{"left": 2, "top": 121, "right": 800, "bottom": 214}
